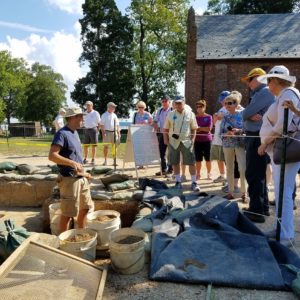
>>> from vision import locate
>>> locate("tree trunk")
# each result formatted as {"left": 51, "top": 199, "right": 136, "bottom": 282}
{"left": 139, "top": 17, "right": 148, "bottom": 106}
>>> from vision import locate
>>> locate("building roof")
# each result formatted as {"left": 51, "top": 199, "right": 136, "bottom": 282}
{"left": 195, "top": 13, "right": 300, "bottom": 60}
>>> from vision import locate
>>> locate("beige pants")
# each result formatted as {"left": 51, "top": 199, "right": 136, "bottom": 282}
{"left": 223, "top": 147, "right": 246, "bottom": 195}
{"left": 57, "top": 176, "right": 94, "bottom": 217}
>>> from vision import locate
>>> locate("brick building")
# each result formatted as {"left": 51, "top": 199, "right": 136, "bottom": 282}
{"left": 185, "top": 8, "right": 300, "bottom": 114}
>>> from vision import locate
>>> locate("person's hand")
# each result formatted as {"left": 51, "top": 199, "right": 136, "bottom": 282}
{"left": 250, "top": 114, "right": 262, "bottom": 121}
{"left": 224, "top": 131, "right": 234, "bottom": 137}
{"left": 215, "top": 112, "right": 224, "bottom": 120}
{"left": 72, "top": 161, "right": 83, "bottom": 173}
{"left": 164, "top": 138, "right": 169, "bottom": 145}
{"left": 258, "top": 143, "right": 267, "bottom": 156}
{"left": 231, "top": 128, "right": 241, "bottom": 134}
{"left": 283, "top": 100, "right": 298, "bottom": 114}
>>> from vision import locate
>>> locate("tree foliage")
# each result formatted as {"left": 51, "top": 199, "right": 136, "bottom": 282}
{"left": 129, "top": 0, "right": 190, "bottom": 111}
{"left": 0, "top": 51, "right": 29, "bottom": 125}
{"left": 22, "top": 63, "right": 67, "bottom": 126}
{"left": 205, "top": 0, "right": 299, "bottom": 15}
{"left": 71, "top": 0, "right": 135, "bottom": 117}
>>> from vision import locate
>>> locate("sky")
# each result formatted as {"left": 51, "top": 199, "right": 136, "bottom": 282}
{"left": 0, "top": 0, "right": 209, "bottom": 106}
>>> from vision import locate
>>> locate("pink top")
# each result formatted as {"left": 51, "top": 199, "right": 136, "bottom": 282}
{"left": 195, "top": 115, "right": 213, "bottom": 142}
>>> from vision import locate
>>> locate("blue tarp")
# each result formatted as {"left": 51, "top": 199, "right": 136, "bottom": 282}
{"left": 149, "top": 194, "right": 300, "bottom": 290}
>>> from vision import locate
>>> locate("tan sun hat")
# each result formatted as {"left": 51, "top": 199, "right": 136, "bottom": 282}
{"left": 107, "top": 102, "right": 117, "bottom": 107}
{"left": 241, "top": 68, "right": 266, "bottom": 83}
{"left": 64, "top": 107, "right": 86, "bottom": 118}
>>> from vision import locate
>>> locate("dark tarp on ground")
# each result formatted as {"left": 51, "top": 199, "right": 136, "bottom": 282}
{"left": 149, "top": 194, "right": 300, "bottom": 290}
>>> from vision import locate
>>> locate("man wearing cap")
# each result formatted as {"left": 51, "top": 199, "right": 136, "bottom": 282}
{"left": 153, "top": 95, "right": 173, "bottom": 176}
{"left": 211, "top": 91, "right": 231, "bottom": 183}
{"left": 100, "top": 102, "right": 120, "bottom": 166}
{"left": 49, "top": 107, "right": 94, "bottom": 233}
{"left": 83, "top": 101, "right": 101, "bottom": 165}
{"left": 53, "top": 108, "right": 66, "bottom": 132}
{"left": 163, "top": 97, "right": 200, "bottom": 191}
{"left": 241, "top": 67, "right": 275, "bottom": 223}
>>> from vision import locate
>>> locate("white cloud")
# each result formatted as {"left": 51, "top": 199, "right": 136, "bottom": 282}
{"left": 0, "top": 29, "right": 86, "bottom": 106}
{"left": 47, "top": 0, "right": 84, "bottom": 14}
{"left": 0, "top": 20, "right": 54, "bottom": 33}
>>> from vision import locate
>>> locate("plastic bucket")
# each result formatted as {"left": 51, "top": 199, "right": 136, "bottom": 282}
{"left": 87, "top": 210, "right": 121, "bottom": 249}
{"left": 109, "top": 228, "right": 146, "bottom": 275}
{"left": 49, "top": 203, "right": 61, "bottom": 236}
{"left": 59, "top": 228, "right": 97, "bottom": 262}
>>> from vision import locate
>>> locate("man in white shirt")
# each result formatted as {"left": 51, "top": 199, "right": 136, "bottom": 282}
{"left": 100, "top": 102, "right": 120, "bottom": 166}
{"left": 83, "top": 101, "right": 101, "bottom": 164}
{"left": 53, "top": 108, "right": 66, "bottom": 132}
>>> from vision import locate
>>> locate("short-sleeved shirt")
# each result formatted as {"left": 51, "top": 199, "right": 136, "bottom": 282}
{"left": 212, "top": 107, "right": 227, "bottom": 146}
{"left": 220, "top": 111, "right": 244, "bottom": 148}
{"left": 84, "top": 110, "right": 101, "bottom": 128}
{"left": 164, "top": 108, "right": 198, "bottom": 149}
{"left": 133, "top": 111, "right": 152, "bottom": 124}
{"left": 51, "top": 126, "right": 83, "bottom": 177}
{"left": 100, "top": 111, "right": 119, "bottom": 131}
{"left": 53, "top": 115, "right": 64, "bottom": 131}
{"left": 195, "top": 114, "right": 213, "bottom": 142}
{"left": 154, "top": 107, "right": 172, "bottom": 129}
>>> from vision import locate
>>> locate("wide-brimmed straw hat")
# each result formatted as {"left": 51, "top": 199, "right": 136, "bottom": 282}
{"left": 65, "top": 107, "right": 86, "bottom": 118}
{"left": 257, "top": 65, "right": 296, "bottom": 84}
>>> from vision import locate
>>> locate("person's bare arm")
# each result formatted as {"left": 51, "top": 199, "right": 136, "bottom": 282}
{"left": 48, "top": 144, "right": 83, "bottom": 173}
{"left": 190, "top": 129, "right": 196, "bottom": 143}
{"left": 197, "top": 127, "right": 211, "bottom": 132}
{"left": 283, "top": 100, "right": 300, "bottom": 117}
{"left": 163, "top": 128, "right": 169, "bottom": 145}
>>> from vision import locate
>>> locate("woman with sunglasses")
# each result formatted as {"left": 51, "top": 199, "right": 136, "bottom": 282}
{"left": 194, "top": 100, "right": 213, "bottom": 180}
{"left": 258, "top": 65, "right": 300, "bottom": 247}
{"left": 132, "top": 101, "right": 153, "bottom": 125}
{"left": 220, "top": 94, "right": 247, "bottom": 202}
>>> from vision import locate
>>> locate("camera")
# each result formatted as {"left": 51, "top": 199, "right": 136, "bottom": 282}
{"left": 227, "top": 126, "right": 233, "bottom": 131}
{"left": 172, "top": 133, "right": 179, "bottom": 139}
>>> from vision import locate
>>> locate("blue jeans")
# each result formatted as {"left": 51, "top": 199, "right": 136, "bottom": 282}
{"left": 272, "top": 159, "right": 300, "bottom": 240}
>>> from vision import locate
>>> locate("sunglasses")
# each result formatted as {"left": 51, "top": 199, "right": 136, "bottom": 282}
{"left": 225, "top": 101, "right": 236, "bottom": 106}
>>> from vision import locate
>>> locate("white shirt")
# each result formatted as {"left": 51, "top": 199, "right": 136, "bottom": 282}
{"left": 260, "top": 88, "right": 300, "bottom": 154}
{"left": 53, "top": 114, "right": 64, "bottom": 131}
{"left": 84, "top": 109, "right": 101, "bottom": 128}
{"left": 212, "top": 106, "right": 227, "bottom": 146}
{"left": 100, "top": 111, "right": 119, "bottom": 131}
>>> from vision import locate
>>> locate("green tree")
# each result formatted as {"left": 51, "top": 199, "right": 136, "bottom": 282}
{"left": 0, "top": 51, "right": 29, "bottom": 125}
{"left": 129, "top": 0, "right": 190, "bottom": 111}
{"left": 22, "top": 63, "right": 67, "bottom": 126}
{"left": 71, "top": 0, "right": 135, "bottom": 117}
{"left": 205, "top": 0, "right": 299, "bottom": 15}
{"left": 0, "top": 100, "right": 5, "bottom": 123}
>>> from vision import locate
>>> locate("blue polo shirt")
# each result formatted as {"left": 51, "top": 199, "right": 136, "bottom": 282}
{"left": 51, "top": 126, "right": 83, "bottom": 177}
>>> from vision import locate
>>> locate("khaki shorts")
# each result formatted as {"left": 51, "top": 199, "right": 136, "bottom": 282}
{"left": 103, "top": 131, "right": 119, "bottom": 145}
{"left": 57, "top": 175, "right": 94, "bottom": 217}
{"left": 210, "top": 144, "right": 225, "bottom": 161}
{"left": 168, "top": 143, "right": 195, "bottom": 166}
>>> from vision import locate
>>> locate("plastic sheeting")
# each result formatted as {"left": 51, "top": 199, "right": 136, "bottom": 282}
{"left": 149, "top": 195, "right": 300, "bottom": 290}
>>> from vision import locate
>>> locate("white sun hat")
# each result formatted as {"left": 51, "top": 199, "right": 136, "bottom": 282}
{"left": 257, "top": 65, "right": 296, "bottom": 84}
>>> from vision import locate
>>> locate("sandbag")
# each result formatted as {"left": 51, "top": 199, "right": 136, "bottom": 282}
{"left": 49, "top": 165, "right": 60, "bottom": 174}
{"left": 101, "top": 172, "right": 131, "bottom": 187}
{"left": 132, "top": 190, "right": 144, "bottom": 201}
{"left": 90, "top": 190, "right": 113, "bottom": 200}
{"left": 108, "top": 180, "right": 136, "bottom": 192}
{"left": 132, "top": 215, "right": 153, "bottom": 232}
{"left": 16, "top": 164, "right": 40, "bottom": 175}
{"left": 0, "top": 219, "right": 31, "bottom": 261}
{"left": 139, "top": 178, "right": 168, "bottom": 190}
{"left": 92, "top": 166, "right": 113, "bottom": 174}
{"left": 0, "top": 162, "right": 17, "bottom": 172}
{"left": 34, "top": 167, "right": 53, "bottom": 175}
{"left": 111, "top": 191, "right": 133, "bottom": 200}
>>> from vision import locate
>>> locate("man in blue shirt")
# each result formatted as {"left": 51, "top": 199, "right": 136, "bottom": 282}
{"left": 241, "top": 68, "right": 275, "bottom": 223}
{"left": 49, "top": 107, "right": 93, "bottom": 233}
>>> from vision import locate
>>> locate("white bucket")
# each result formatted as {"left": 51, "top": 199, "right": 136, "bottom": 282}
{"left": 109, "top": 228, "right": 146, "bottom": 275}
{"left": 87, "top": 210, "right": 121, "bottom": 249}
{"left": 49, "top": 202, "right": 61, "bottom": 236}
{"left": 59, "top": 228, "right": 97, "bottom": 262}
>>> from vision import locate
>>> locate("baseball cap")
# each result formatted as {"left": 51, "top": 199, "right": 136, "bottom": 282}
{"left": 241, "top": 68, "right": 266, "bottom": 83}
{"left": 161, "top": 94, "right": 171, "bottom": 101}
{"left": 64, "top": 107, "right": 86, "bottom": 118}
{"left": 107, "top": 102, "right": 117, "bottom": 107}
{"left": 217, "top": 91, "right": 231, "bottom": 103}
{"left": 174, "top": 95, "right": 185, "bottom": 103}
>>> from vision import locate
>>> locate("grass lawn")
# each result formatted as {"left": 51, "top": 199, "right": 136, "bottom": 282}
{"left": 0, "top": 136, "right": 127, "bottom": 159}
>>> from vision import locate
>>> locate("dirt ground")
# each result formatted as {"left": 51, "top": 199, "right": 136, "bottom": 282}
{"left": 0, "top": 154, "right": 299, "bottom": 300}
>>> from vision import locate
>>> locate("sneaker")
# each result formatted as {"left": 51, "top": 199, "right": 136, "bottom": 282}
{"left": 191, "top": 182, "right": 200, "bottom": 192}
{"left": 181, "top": 175, "right": 187, "bottom": 182}
{"left": 174, "top": 182, "right": 183, "bottom": 189}
{"left": 155, "top": 171, "right": 167, "bottom": 176}
{"left": 91, "top": 159, "right": 95, "bottom": 165}
{"left": 222, "top": 184, "right": 229, "bottom": 193}
{"left": 213, "top": 175, "right": 226, "bottom": 183}
{"left": 102, "top": 160, "right": 107, "bottom": 166}
{"left": 83, "top": 159, "right": 88, "bottom": 164}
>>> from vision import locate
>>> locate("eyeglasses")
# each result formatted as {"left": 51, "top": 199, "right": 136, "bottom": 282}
{"left": 225, "top": 101, "right": 236, "bottom": 106}
{"left": 138, "top": 106, "right": 144, "bottom": 109}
